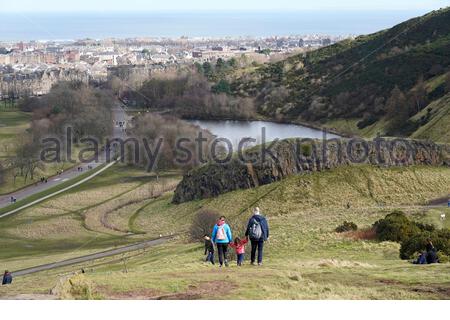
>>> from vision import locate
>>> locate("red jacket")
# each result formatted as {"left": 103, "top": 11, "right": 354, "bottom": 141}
{"left": 229, "top": 238, "right": 248, "bottom": 254}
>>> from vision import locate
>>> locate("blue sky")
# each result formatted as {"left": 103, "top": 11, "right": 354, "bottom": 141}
{"left": 1, "top": 0, "right": 449, "bottom": 12}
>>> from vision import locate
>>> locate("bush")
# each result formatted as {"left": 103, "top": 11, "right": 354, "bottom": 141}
{"left": 437, "top": 251, "right": 449, "bottom": 263}
{"left": 335, "top": 221, "right": 358, "bottom": 233}
{"left": 374, "top": 211, "right": 450, "bottom": 260}
{"left": 399, "top": 232, "right": 431, "bottom": 259}
{"left": 373, "top": 211, "right": 423, "bottom": 243}
{"left": 300, "top": 144, "right": 312, "bottom": 157}
{"left": 189, "top": 209, "right": 220, "bottom": 241}
{"left": 400, "top": 229, "right": 450, "bottom": 260}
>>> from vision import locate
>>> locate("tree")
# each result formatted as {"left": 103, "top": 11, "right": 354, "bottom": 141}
{"left": 202, "top": 62, "right": 213, "bottom": 79}
{"left": 212, "top": 79, "right": 231, "bottom": 94}
{"left": 189, "top": 209, "right": 220, "bottom": 240}
{"left": 385, "top": 86, "right": 411, "bottom": 134}
{"left": 409, "top": 77, "right": 428, "bottom": 113}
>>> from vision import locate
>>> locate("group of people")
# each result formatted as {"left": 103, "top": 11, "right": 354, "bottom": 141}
{"left": 204, "top": 207, "right": 269, "bottom": 267}
{"left": 413, "top": 238, "right": 439, "bottom": 264}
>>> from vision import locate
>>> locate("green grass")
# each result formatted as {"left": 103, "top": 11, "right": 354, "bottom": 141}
{"left": 411, "top": 93, "right": 450, "bottom": 143}
{"left": 1, "top": 164, "right": 449, "bottom": 299}
{"left": 0, "top": 110, "right": 31, "bottom": 158}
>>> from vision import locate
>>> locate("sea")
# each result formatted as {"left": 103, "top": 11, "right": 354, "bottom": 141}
{"left": 0, "top": 10, "right": 432, "bottom": 41}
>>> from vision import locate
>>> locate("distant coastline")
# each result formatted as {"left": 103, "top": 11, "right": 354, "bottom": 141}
{"left": 0, "top": 10, "right": 431, "bottom": 41}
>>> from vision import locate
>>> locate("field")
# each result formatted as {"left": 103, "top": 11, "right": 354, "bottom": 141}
{"left": 0, "top": 164, "right": 449, "bottom": 299}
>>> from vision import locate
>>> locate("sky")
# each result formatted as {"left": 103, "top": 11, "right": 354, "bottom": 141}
{"left": 1, "top": 0, "right": 449, "bottom": 12}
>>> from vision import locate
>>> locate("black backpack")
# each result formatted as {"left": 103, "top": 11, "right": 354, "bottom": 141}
{"left": 249, "top": 218, "right": 263, "bottom": 240}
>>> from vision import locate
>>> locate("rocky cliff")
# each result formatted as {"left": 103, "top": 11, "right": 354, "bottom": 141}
{"left": 172, "top": 138, "right": 450, "bottom": 204}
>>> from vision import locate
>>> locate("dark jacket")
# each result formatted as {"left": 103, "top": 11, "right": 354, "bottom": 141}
{"left": 2, "top": 272, "right": 12, "bottom": 285}
{"left": 204, "top": 239, "right": 214, "bottom": 254}
{"left": 245, "top": 214, "right": 269, "bottom": 241}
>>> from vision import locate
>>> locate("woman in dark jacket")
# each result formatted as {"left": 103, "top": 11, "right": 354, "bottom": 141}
{"left": 245, "top": 207, "right": 269, "bottom": 266}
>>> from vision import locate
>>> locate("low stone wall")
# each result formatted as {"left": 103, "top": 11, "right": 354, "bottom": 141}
{"left": 172, "top": 138, "right": 450, "bottom": 204}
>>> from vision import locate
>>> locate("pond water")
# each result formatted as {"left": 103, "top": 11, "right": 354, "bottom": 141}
{"left": 189, "top": 119, "right": 340, "bottom": 148}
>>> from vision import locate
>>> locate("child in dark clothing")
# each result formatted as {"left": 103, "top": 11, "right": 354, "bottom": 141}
{"left": 229, "top": 237, "right": 249, "bottom": 266}
{"left": 204, "top": 235, "right": 215, "bottom": 265}
{"left": 2, "top": 270, "right": 12, "bottom": 285}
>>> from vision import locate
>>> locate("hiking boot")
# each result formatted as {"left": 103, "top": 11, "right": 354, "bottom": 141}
{"left": 251, "top": 262, "right": 256, "bottom": 266}
{"left": 258, "top": 263, "right": 262, "bottom": 266}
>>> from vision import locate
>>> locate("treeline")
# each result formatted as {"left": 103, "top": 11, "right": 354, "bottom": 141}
{"left": 127, "top": 69, "right": 256, "bottom": 120}
{"left": 128, "top": 113, "right": 218, "bottom": 171}
{"left": 21, "top": 81, "right": 113, "bottom": 141}
{"left": 2, "top": 81, "right": 113, "bottom": 185}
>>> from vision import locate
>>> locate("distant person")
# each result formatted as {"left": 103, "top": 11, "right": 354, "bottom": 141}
{"left": 229, "top": 237, "right": 249, "bottom": 266}
{"left": 2, "top": 270, "right": 12, "bottom": 285}
{"left": 426, "top": 238, "right": 438, "bottom": 264}
{"left": 211, "top": 216, "right": 232, "bottom": 267}
{"left": 10, "top": 196, "right": 14, "bottom": 203}
{"left": 413, "top": 252, "right": 427, "bottom": 265}
{"left": 203, "top": 234, "right": 215, "bottom": 265}
{"left": 245, "top": 207, "right": 269, "bottom": 266}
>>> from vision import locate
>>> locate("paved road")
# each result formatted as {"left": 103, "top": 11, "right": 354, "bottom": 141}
{"left": 0, "top": 105, "right": 130, "bottom": 211}
{"left": 11, "top": 236, "right": 171, "bottom": 277}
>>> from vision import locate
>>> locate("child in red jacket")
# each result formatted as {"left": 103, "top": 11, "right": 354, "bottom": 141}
{"left": 229, "top": 237, "right": 249, "bottom": 266}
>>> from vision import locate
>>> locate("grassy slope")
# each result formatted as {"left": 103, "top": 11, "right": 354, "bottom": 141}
{"left": 411, "top": 93, "right": 450, "bottom": 143}
{"left": 1, "top": 165, "right": 449, "bottom": 299}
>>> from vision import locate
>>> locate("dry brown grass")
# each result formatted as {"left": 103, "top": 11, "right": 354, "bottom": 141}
{"left": 84, "top": 178, "right": 179, "bottom": 234}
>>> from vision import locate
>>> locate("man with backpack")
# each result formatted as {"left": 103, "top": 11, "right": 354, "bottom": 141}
{"left": 211, "top": 216, "right": 233, "bottom": 267}
{"left": 245, "top": 207, "right": 269, "bottom": 266}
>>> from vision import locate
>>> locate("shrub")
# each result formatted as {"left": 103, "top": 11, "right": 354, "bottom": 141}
{"left": 437, "top": 251, "right": 449, "bottom": 263}
{"left": 399, "top": 232, "right": 431, "bottom": 259}
{"left": 300, "top": 143, "right": 312, "bottom": 157}
{"left": 399, "top": 229, "right": 450, "bottom": 260}
{"left": 335, "top": 221, "right": 358, "bottom": 233}
{"left": 373, "top": 211, "right": 422, "bottom": 243}
{"left": 373, "top": 211, "right": 447, "bottom": 260}
{"left": 189, "top": 209, "right": 220, "bottom": 241}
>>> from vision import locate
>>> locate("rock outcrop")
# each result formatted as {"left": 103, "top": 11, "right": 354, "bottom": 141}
{"left": 172, "top": 138, "right": 450, "bottom": 204}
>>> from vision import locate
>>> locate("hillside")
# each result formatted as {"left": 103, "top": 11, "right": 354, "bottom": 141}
{"left": 232, "top": 7, "right": 450, "bottom": 140}
{"left": 1, "top": 164, "right": 449, "bottom": 299}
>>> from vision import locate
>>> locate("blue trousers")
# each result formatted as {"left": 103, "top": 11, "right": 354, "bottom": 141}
{"left": 237, "top": 253, "right": 244, "bottom": 266}
{"left": 205, "top": 251, "right": 215, "bottom": 264}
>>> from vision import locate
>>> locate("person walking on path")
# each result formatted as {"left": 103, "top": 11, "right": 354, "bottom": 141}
{"left": 204, "top": 234, "right": 215, "bottom": 265}
{"left": 211, "top": 216, "right": 232, "bottom": 267}
{"left": 245, "top": 207, "right": 269, "bottom": 266}
{"left": 229, "top": 237, "right": 249, "bottom": 266}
